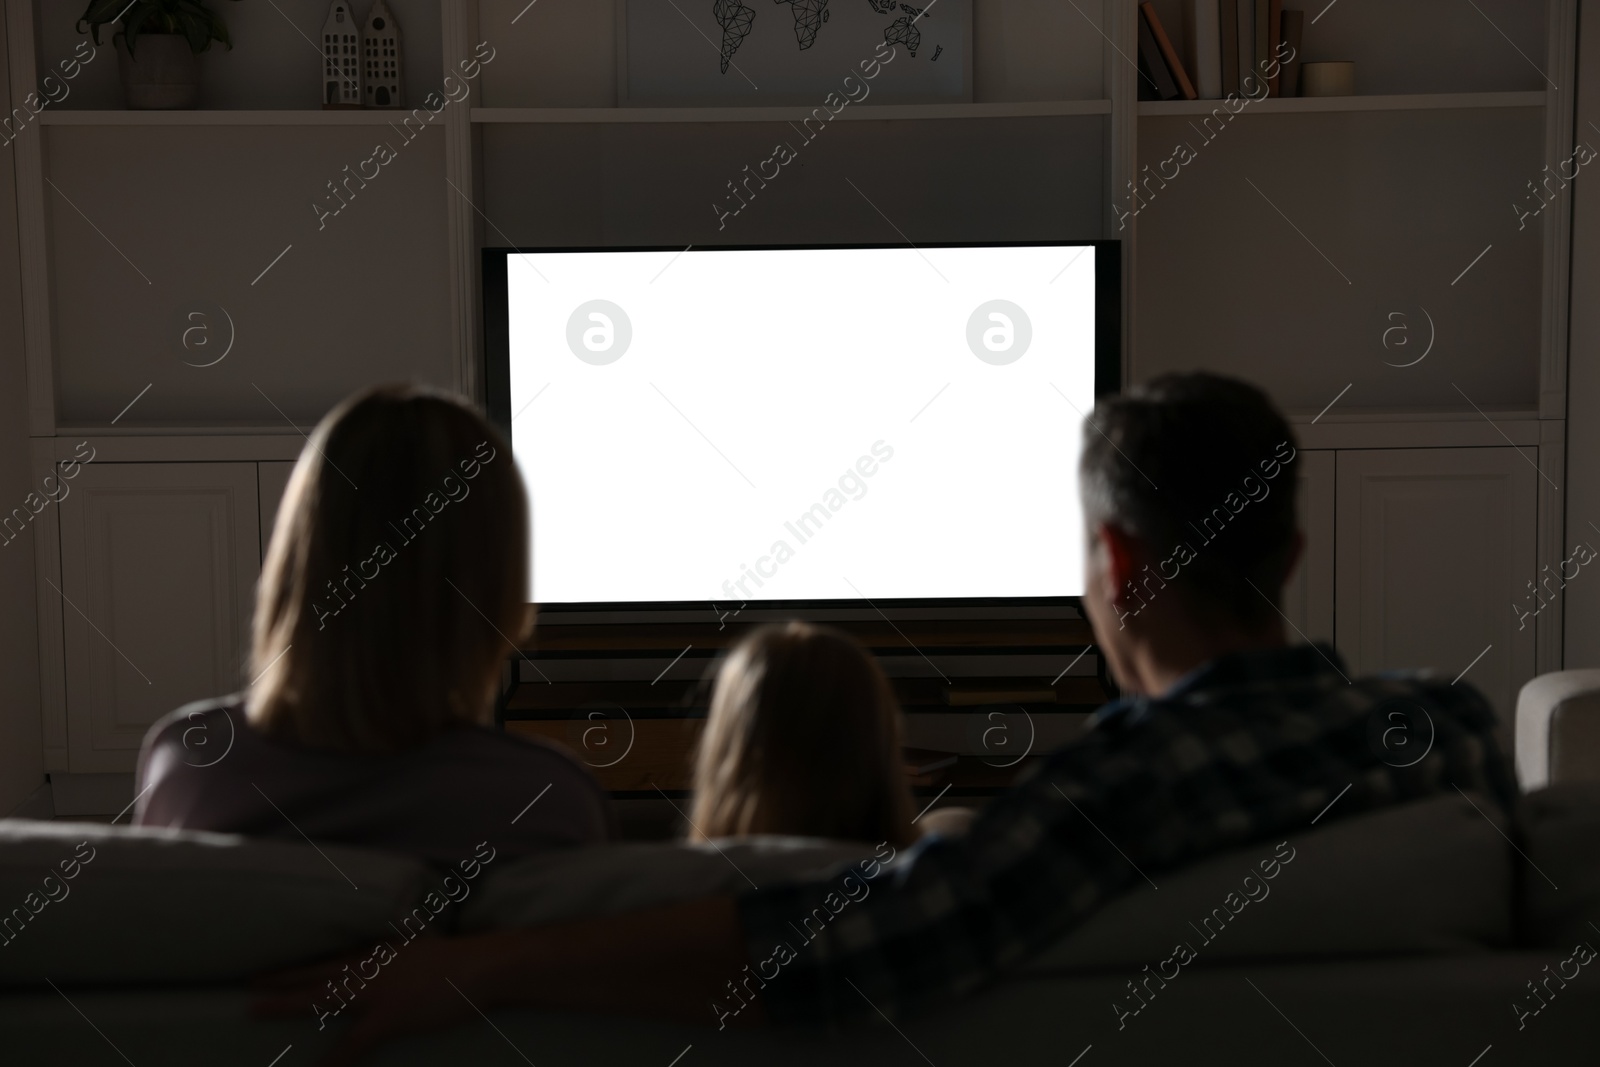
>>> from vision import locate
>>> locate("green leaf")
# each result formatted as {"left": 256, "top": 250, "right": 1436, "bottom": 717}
{"left": 77, "top": 0, "right": 133, "bottom": 44}
{"left": 89, "top": 0, "right": 237, "bottom": 56}
{"left": 181, "top": 16, "right": 209, "bottom": 53}
{"left": 118, "top": 4, "right": 155, "bottom": 57}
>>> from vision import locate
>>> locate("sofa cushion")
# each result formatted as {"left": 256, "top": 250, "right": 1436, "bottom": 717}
{"left": 0, "top": 820, "right": 433, "bottom": 986}
{"left": 458, "top": 836, "right": 876, "bottom": 932}
{"left": 1518, "top": 782, "right": 1600, "bottom": 946}
{"left": 1027, "top": 792, "right": 1512, "bottom": 972}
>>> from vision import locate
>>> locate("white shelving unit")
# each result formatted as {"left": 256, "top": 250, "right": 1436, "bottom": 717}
{"left": 35, "top": 108, "right": 418, "bottom": 124}
{"left": 470, "top": 101, "right": 1115, "bottom": 123}
{"left": 3, "top": 0, "right": 1583, "bottom": 777}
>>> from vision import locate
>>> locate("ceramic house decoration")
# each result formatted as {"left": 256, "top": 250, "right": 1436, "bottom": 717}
{"left": 362, "top": 0, "right": 403, "bottom": 108}
{"left": 321, "top": 1, "right": 361, "bottom": 107}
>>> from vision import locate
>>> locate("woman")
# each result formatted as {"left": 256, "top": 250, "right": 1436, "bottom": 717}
{"left": 135, "top": 385, "right": 609, "bottom": 864}
{"left": 688, "top": 621, "right": 916, "bottom": 847}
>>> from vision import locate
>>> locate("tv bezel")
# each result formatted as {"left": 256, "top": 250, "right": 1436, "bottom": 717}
{"left": 482, "top": 239, "right": 1122, "bottom": 613}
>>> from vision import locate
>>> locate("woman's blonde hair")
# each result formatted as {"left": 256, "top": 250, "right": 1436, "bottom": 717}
{"left": 247, "top": 384, "right": 528, "bottom": 751}
{"left": 689, "top": 622, "right": 914, "bottom": 846}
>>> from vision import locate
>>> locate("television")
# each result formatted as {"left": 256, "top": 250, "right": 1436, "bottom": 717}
{"left": 483, "top": 241, "right": 1120, "bottom": 609}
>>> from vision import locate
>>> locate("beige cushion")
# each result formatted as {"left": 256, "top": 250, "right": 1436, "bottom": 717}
{"left": 1029, "top": 792, "right": 1512, "bottom": 971}
{"left": 1518, "top": 783, "right": 1600, "bottom": 946}
{"left": 0, "top": 820, "right": 432, "bottom": 987}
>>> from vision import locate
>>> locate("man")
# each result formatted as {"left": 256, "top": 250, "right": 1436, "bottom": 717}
{"left": 261, "top": 373, "right": 1515, "bottom": 1060}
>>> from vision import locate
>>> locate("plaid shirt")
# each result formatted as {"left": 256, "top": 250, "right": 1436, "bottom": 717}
{"left": 736, "top": 643, "right": 1517, "bottom": 1024}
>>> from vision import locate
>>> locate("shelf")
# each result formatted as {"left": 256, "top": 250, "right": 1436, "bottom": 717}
{"left": 470, "top": 100, "right": 1112, "bottom": 124}
{"left": 1138, "top": 90, "right": 1546, "bottom": 116}
{"left": 36, "top": 110, "right": 422, "bottom": 126}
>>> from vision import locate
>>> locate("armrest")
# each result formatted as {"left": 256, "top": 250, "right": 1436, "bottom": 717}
{"left": 1515, "top": 670, "right": 1600, "bottom": 791}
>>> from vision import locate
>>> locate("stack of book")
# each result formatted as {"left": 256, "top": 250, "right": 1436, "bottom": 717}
{"left": 1137, "top": 1, "right": 1305, "bottom": 101}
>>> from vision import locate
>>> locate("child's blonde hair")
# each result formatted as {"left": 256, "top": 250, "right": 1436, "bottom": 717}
{"left": 689, "top": 622, "right": 914, "bottom": 846}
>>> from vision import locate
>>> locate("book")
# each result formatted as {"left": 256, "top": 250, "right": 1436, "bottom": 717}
{"left": 1280, "top": 8, "right": 1305, "bottom": 96}
{"left": 1267, "top": 0, "right": 1282, "bottom": 95}
{"left": 1141, "top": 3, "right": 1197, "bottom": 100}
{"left": 1254, "top": 0, "right": 1270, "bottom": 94}
{"left": 1219, "top": 0, "right": 1240, "bottom": 97}
{"left": 1185, "top": 0, "right": 1223, "bottom": 99}
{"left": 1236, "top": 0, "right": 1254, "bottom": 95}
{"left": 1136, "top": 8, "right": 1181, "bottom": 100}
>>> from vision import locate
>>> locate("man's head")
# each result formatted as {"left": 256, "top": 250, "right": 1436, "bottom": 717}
{"left": 1078, "top": 372, "right": 1303, "bottom": 694}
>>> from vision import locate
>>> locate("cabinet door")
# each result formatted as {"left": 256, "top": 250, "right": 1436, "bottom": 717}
{"left": 57, "top": 463, "right": 259, "bottom": 772}
{"left": 1335, "top": 448, "right": 1537, "bottom": 730}
{"left": 258, "top": 460, "right": 297, "bottom": 561}
{"left": 1282, "top": 450, "right": 1335, "bottom": 645}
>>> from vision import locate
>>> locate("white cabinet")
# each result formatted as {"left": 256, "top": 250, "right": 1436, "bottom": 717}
{"left": 56, "top": 463, "right": 260, "bottom": 772}
{"left": 1335, "top": 448, "right": 1538, "bottom": 730}
{"left": 257, "top": 460, "right": 297, "bottom": 560}
{"left": 1282, "top": 450, "right": 1335, "bottom": 646}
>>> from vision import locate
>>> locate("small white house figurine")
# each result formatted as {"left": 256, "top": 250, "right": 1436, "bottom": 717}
{"left": 362, "top": 0, "right": 402, "bottom": 108}
{"left": 321, "top": 1, "right": 362, "bottom": 108}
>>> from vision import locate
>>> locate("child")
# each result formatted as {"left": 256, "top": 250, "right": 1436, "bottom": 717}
{"left": 688, "top": 621, "right": 915, "bottom": 847}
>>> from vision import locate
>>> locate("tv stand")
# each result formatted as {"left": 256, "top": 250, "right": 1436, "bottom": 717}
{"left": 498, "top": 609, "right": 1113, "bottom": 839}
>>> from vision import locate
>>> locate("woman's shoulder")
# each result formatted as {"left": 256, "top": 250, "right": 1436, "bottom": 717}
{"left": 141, "top": 695, "right": 248, "bottom": 763}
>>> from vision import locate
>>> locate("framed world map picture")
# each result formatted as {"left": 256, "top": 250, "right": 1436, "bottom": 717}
{"left": 617, "top": 0, "right": 973, "bottom": 106}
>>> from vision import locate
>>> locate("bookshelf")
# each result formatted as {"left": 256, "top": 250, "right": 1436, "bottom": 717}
{"left": 17, "top": 0, "right": 1568, "bottom": 422}
{"left": 5, "top": 0, "right": 1580, "bottom": 811}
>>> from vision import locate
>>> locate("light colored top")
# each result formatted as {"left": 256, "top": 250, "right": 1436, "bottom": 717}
{"left": 134, "top": 698, "right": 610, "bottom": 866}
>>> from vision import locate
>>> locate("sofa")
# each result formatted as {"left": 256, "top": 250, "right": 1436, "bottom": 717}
{"left": 1, "top": 786, "right": 1595, "bottom": 1066}
{"left": 2, "top": 675, "right": 1597, "bottom": 1066}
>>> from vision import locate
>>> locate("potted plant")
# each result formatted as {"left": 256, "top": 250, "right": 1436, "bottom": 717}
{"left": 77, "top": 0, "right": 241, "bottom": 110}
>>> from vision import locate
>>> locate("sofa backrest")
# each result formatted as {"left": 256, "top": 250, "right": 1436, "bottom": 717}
{"left": 1027, "top": 791, "right": 1512, "bottom": 972}
{"left": 0, "top": 820, "right": 431, "bottom": 986}
{"left": 0, "top": 790, "right": 1550, "bottom": 987}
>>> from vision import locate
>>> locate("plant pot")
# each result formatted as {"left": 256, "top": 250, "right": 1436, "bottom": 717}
{"left": 115, "top": 34, "right": 201, "bottom": 110}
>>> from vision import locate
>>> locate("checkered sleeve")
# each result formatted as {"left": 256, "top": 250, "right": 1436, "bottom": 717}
{"left": 736, "top": 672, "right": 1515, "bottom": 1025}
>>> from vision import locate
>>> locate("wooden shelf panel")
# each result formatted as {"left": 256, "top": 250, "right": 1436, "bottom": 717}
{"left": 502, "top": 675, "right": 1110, "bottom": 715}
{"left": 524, "top": 617, "right": 1095, "bottom": 656}
{"left": 471, "top": 100, "right": 1112, "bottom": 124}
{"left": 37, "top": 110, "right": 420, "bottom": 126}
{"left": 1138, "top": 91, "right": 1545, "bottom": 116}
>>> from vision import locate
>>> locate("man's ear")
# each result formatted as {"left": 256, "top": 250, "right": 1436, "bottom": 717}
{"left": 1093, "top": 521, "right": 1142, "bottom": 602}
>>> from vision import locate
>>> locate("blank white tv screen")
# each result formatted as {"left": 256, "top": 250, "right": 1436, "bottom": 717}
{"left": 499, "top": 244, "right": 1102, "bottom": 605}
